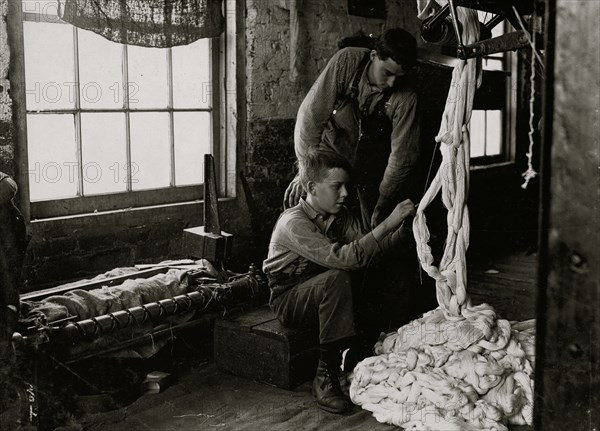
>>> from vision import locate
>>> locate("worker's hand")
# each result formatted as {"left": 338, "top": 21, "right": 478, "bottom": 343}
{"left": 382, "top": 199, "right": 415, "bottom": 231}
{"left": 283, "top": 175, "right": 304, "bottom": 209}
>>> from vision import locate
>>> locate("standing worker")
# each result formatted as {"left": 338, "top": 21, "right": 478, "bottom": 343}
{"left": 284, "top": 27, "right": 420, "bottom": 230}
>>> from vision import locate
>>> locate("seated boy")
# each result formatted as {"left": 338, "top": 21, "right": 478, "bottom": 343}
{"left": 262, "top": 149, "right": 415, "bottom": 413}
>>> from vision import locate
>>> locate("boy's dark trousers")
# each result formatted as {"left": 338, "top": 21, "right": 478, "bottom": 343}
{"left": 269, "top": 265, "right": 390, "bottom": 361}
{"left": 270, "top": 268, "right": 356, "bottom": 413}
{"left": 270, "top": 268, "right": 355, "bottom": 345}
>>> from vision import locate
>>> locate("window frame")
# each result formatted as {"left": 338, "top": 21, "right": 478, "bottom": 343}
{"left": 469, "top": 16, "right": 517, "bottom": 167}
{"left": 12, "top": 2, "right": 230, "bottom": 220}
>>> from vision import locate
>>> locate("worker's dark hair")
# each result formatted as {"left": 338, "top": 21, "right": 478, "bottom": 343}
{"left": 337, "top": 30, "right": 375, "bottom": 50}
{"left": 374, "top": 28, "right": 417, "bottom": 68}
{"left": 298, "top": 149, "right": 353, "bottom": 191}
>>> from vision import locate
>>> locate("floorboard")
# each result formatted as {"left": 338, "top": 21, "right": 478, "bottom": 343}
{"left": 80, "top": 249, "right": 538, "bottom": 430}
{"left": 467, "top": 250, "right": 537, "bottom": 322}
{"left": 81, "top": 364, "right": 401, "bottom": 431}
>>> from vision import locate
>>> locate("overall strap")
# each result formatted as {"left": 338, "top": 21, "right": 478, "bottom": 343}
{"left": 370, "top": 90, "right": 393, "bottom": 118}
{"left": 349, "top": 52, "right": 371, "bottom": 100}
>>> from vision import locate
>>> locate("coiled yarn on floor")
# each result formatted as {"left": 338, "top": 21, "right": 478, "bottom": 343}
{"left": 350, "top": 5, "right": 536, "bottom": 430}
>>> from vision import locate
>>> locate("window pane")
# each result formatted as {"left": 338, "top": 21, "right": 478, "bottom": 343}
{"left": 23, "top": 21, "right": 75, "bottom": 110}
{"left": 491, "top": 22, "right": 505, "bottom": 38}
{"left": 469, "top": 110, "right": 486, "bottom": 158}
{"left": 485, "top": 110, "right": 503, "bottom": 156}
{"left": 22, "top": 0, "right": 61, "bottom": 18}
{"left": 478, "top": 11, "right": 504, "bottom": 37}
{"left": 27, "top": 114, "right": 78, "bottom": 200}
{"left": 172, "top": 39, "right": 211, "bottom": 109}
{"left": 78, "top": 29, "right": 124, "bottom": 109}
{"left": 127, "top": 46, "right": 168, "bottom": 109}
{"left": 81, "top": 113, "right": 127, "bottom": 195}
{"left": 483, "top": 58, "right": 504, "bottom": 71}
{"left": 130, "top": 113, "right": 170, "bottom": 190}
{"left": 174, "top": 112, "right": 211, "bottom": 185}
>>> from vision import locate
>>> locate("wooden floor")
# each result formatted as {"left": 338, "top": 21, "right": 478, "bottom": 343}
{"left": 82, "top": 364, "right": 402, "bottom": 431}
{"left": 467, "top": 249, "right": 537, "bottom": 322}
{"left": 78, "top": 250, "right": 538, "bottom": 431}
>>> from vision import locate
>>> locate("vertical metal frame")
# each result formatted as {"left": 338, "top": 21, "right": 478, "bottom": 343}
{"left": 211, "top": 35, "right": 222, "bottom": 194}
{"left": 166, "top": 47, "right": 176, "bottom": 187}
{"left": 7, "top": 0, "right": 31, "bottom": 222}
{"left": 222, "top": 0, "right": 239, "bottom": 198}
{"left": 506, "top": 49, "right": 518, "bottom": 162}
{"left": 122, "top": 44, "right": 132, "bottom": 191}
{"left": 73, "top": 27, "right": 84, "bottom": 196}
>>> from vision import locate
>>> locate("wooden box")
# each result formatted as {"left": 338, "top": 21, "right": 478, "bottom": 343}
{"left": 214, "top": 305, "right": 319, "bottom": 389}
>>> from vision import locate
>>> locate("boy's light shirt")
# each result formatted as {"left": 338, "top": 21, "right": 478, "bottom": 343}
{"left": 263, "top": 198, "right": 408, "bottom": 299}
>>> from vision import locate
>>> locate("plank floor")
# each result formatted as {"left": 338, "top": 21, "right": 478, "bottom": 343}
{"left": 81, "top": 364, "right": 403, "bottom": 431}
{"left": 79, "top": 250, "right": 537, "bottom": 431}
{"left": 467, "top": 250, "right": 537, "bottom": 322}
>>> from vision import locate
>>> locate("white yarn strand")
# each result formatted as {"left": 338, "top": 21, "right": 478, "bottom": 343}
{"left": 521, "top": 29, "right": 538, "bottom": 189}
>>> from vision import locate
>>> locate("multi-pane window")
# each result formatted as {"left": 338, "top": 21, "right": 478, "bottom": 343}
{"left": 20, "top": 0, "right": 219, "bottom": 218}
{"left": 469, "top": 11, "right": 515, "bottom": 163}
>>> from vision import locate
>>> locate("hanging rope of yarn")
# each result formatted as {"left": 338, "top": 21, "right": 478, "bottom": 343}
{"left": 350, "top": 5, "right": 536, "bottom": 429}
{"left": 520, "top": 15, "right": 539, "bottom": 190}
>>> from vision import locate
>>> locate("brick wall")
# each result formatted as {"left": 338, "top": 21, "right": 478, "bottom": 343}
{"left": 245, "top": 0, "right": 420, "bottom": 120}
{"left": 0, "top": 0, "right": 14, "bottom": 176}
{"left": 0, "top": 0, "right": 535, "bottom": 288}
{"left": 0, "top": 0, "right": 256, "bottom": 288}
{"left": 242, "top": 0, "right": 423, "bottom": 260}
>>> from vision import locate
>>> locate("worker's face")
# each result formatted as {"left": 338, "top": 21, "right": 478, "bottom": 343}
{"left": 307, "top": 168, "right": 350, "bottom": 215}
{"left": 370, "top": 50, "right": 406, "bottom": 91}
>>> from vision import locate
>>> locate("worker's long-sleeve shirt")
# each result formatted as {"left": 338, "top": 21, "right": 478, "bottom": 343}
{"left": 294, "top": 47, "right": 420, "bottom": 205}
{"left": 263, "top": 199, "right": 408, "bottom": 299}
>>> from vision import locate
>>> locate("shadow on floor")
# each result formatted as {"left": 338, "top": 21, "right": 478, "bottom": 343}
{"left": 81, "top": 364, "right": 401, "bottom": 431}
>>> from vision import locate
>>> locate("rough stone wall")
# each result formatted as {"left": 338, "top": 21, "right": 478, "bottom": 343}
{"left": 245, "top": 0, "right": 419, "bottom": 120}
{"left": 0, "top": 0, "right": 254, "bottom": 288}
{"left": 0, "top": 0, "right": 15, "bottom": 176}
{"left": 0, "top": 0, "right": 536, "bottom": 287}
{"left": 241, "top": 0, "right": 541, "bottom": 262}
{"left": 242, "top": 0, "right": 422, "bottom": 258}
{"left": 0, "top": 0, "right": 425, "bottom": 286}
{"left": 23, "top": 199, "right": 251, "bottom": 291}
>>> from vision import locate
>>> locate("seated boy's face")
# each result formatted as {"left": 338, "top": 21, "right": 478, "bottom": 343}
{"left": 310, "top": 168, "right": 350, "bottom": 215}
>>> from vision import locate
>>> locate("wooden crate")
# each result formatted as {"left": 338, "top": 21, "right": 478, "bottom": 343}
{"left": 214, "top": 305, "right": 319, "bottom": 389}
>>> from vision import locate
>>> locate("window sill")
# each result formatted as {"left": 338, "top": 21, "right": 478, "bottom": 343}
{"left": 29, "top": 197, "right": 237, "bottom": 231}
{"left": 470, "top": 161, "right": 515, "bottom": 172}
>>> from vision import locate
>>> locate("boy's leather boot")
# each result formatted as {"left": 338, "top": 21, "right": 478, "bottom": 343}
{"left": 312, "top": 360, "right": 350, "bottom": 413}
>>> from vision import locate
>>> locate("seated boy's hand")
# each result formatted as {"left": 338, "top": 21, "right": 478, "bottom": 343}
{"left": 385, "top": 199, "right": 415, "bottom": 230}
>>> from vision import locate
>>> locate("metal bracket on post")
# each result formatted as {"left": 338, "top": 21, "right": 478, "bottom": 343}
{"left": 419, "top": 0, "right": 537, "bottom": 60}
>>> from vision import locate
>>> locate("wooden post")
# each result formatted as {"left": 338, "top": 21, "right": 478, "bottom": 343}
{"left": 203, "top": 154, "right": 221, "bottom": 235}
{"left": 181, "top": 155, "right": 233, "bottom": 264}
{"left": 535, "top": 0, "right": 600, "bottom": 428}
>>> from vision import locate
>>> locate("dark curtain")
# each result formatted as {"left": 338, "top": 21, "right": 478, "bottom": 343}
{"left": 59, "top": 0, "right": 224, "bottom": 48}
